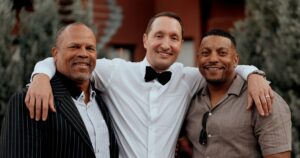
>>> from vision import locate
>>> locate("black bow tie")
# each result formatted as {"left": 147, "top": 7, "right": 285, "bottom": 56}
{"left": 144, "top": 66, "right": 172, "bottom": 85}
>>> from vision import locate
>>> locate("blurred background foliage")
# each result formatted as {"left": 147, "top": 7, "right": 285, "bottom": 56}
{"left": 231, "top": 0, "right": 300, "bottom": 156}
{"left": 0, "top": 0, "right": 93, "bottom": 128}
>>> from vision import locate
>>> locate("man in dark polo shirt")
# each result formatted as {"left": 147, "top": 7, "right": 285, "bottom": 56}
{"left": 185, "top": 29, "right": 292, "bottom": 158}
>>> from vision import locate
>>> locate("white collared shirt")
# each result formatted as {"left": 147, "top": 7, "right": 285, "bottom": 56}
{"left": 33, "top": 57, "right": 257, "bottom": 158}
{"left": 72, "top": 89, "right": 110, "bottom": 158}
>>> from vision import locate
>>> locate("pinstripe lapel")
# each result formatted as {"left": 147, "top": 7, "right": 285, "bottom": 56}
{"left": 94, "top": 90, "right": 119, "bottom": 158}
{"left": 50, "top": 74, "right": 94, "bottom": 153}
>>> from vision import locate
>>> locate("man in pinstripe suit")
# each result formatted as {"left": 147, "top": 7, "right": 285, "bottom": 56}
{"left": 0, "top": 23, "right": 119, "bottom": 158}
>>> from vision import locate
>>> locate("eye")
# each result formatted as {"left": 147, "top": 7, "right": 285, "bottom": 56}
{"left": 218, "top": 50, "right": 228, "bottom": 56}
{"left": 86, "top": 46, "right": 96, "bottom": 52}
{"left": 68, "top": 45, "right": 80, "bottom": 49}
{"left": 171, "top": 36, "right": 179, "bottom": 41}
{"left": 154, "top": 33, "right": 163, "bottom": 38}
{"left": 200, "top": 50, "right": 210, "bottom": 57}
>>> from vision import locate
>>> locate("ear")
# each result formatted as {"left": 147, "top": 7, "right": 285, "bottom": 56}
{"left": 51, "top": 47, "right": 58, "bottom": 61}
{"left": 234, "top": 53, "right": 239, "bottom": 66}
{"left": 143, "top": 34, "right": 148, "bottom": 49}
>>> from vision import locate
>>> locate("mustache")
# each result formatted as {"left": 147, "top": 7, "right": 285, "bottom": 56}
{"left": 203, "top": 63, "right": 225, "bottom": 69}
{"left": 71, "top": 58, "right": 92, "bottom": 65}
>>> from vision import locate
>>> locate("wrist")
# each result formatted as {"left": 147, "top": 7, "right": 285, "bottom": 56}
{"left": 32, "top": 73, "right": 50, "bottom": 82}
{"left": 248, "top": 70, "right": 266, "bottom": 79}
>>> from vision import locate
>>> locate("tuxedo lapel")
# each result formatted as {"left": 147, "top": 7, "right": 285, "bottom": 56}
{"left": 50, "top": 74, "right": 94, "bottom": 153}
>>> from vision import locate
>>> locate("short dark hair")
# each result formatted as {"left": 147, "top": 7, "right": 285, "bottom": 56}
{"left": 203, "top": 29, "right": 236, "bottom": 47}
{"left": 145, "top": 11, "right": 184, "bottom": 37}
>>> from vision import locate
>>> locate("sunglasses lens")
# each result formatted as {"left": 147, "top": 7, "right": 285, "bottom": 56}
{"left": 199, "top": 129, "right": 207, "bottom": 145}
{"left": 199, "top": 111, "right": 210, "bottom": 145}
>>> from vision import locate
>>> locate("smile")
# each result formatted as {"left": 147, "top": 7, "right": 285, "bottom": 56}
{"left": 157, "top": 51, "right": 172, "bottom": 57}
{"left": 206, "top": 67, "right": 222, "bottom": 70}
{"left": 72, "top": 62, "right": 91, "bottom": 68}
{"left": 204, "top": 66, "right": 225, "bottom": 71}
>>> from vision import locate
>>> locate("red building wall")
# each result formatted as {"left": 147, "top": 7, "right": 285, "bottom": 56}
{"left": 96, "top": 0, "right": 245, "bottom": 62}
{"left": 205, "top": 0, "right": 245, "bottom": 31}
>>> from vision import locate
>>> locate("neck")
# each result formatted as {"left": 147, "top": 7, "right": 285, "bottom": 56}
{"left": 207, "top": 74, "right": 236, "bottom": 108}
{"left": 76, "top": 80, "right": 90, "bottom": 104}
{"left": 145, "top": 57, "right": 169, "bottom": 73}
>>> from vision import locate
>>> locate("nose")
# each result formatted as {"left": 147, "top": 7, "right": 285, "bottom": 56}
{"left": 208, "top": 52, "right": 219, "bottom": 63}
{"left": 78, "top": 47, "right": 88, "bottom": 58}
{"left": 160, "top": 38, "right": 171, "bottom": 51}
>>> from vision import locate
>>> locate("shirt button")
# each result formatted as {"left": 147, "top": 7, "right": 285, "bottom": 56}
{"left": 208, "top": 134, "right": 212, "bottom": 138}
{"left": 207, "top": 156, "right": 210, "bottom": 158}
{"left": 209, "top": 112, "right": 212, "bottom": 116}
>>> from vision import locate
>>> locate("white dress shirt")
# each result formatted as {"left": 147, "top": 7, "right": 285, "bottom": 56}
{"left": 72, "top": 88, "right": 110, "bottom": 158}
{"left": 33, "top": 57, "right": 257, "bottom": 158}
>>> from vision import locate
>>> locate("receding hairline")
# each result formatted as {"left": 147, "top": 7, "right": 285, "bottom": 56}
{"left": 145, "top": 12, "right": 184, "bottom": 37}
{"left": 54, "top": 22, "right": 95, "bottom": 47}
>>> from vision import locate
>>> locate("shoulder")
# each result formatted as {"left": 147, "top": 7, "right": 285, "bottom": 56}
{"left": 170, "top": 62, "right": 199, "bottom": 76}
{"left": 8, "top": 87, "right": 28, "bottom": 104}
{"left": 272, "top": 92, "right": 291, "bottom": 115}
{"left": 97, "top": 58, "right": 131, "bottom": 66}
{"left": 5, "top": 87, "right": 29, "bottom": 116}
{"left": 254, "top": 91, "right": 292, "bottom": 156}
{"left": 95, "top": 58, "right": 135, "bottom": 73}
{"left": 253, "top": 91, "right": 291, "bottom": 126}
{"left": 169, "top": 63, "right": 203, "bottom": 95}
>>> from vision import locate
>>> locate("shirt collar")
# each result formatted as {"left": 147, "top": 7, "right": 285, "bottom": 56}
{"left": 227, "top": 75, "right": 246, "bottom": 96}
{"left": 200, "top": 74, "right": 246, "bottom": 96}
{"left": 56, "top": 71, "right": 95, "bottom": 100}
{"left": 77, "top": 88, "right": 96, "bottom": 102}
{"left": 141, "top": 57, "right": 173, "bottom": 72}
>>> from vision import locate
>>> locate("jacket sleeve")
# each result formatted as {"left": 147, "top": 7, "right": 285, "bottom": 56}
{"left": 0, "top": 89, "right": 47, "bottom": 158}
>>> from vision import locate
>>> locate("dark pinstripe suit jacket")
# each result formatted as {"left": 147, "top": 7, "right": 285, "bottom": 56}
{"left": 0, "top": 74, "right": 119, "bottom": 158}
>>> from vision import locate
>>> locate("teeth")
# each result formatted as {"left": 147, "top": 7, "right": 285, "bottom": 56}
{"left": 206, "top": 67, "right": 220, "bottom": 71}
{"left": 158, "top": 52, "right": 171, "bottom": 56}
{"left": 75, "top": 63, "right": 89, "bottom": 67}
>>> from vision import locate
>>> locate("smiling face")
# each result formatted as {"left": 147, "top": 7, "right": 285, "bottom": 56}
{"left": 197, "top": 35, "right": 239, "bottom": 85}
{"left": 52, "top": 24, "right": 97, "bottom": 84}
{"left": 143, "top": 16, "right": 183, "bottom": 72}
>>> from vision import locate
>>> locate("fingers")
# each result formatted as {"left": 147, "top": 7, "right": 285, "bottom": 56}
{"left": 49, "top": 94, "right": 56, "bottom": 113}
{"left": 268, "top": 88, "right": 274, "bottom": 113}
{"left": 29, "top": 95, "right": 37, "bottom": 119}
{"left": 25, "top": 74, "right": 54, "bottom": 121}
{"left": 261, "top": 86, "right": 274, "bottom": 116}
{"left": 25, "top": 93, "right": 35, "bottom": 119}
{"left": 41, "top": 95, "right": 49, "bottom": 121}
{"left": 259, "top": 94, "right": 269, "bottom": 116}
{"left": 265, "top": 94, "right": 272, "bottom": 114}
{"left": 252, "top": 95, "right": 265, "bottom": 116}
{"left": 253, "top": 91, "right": 274, "bottom": 116}
{"left": 26, "top": 93, "right": 54, "bottom": 121}
{"left": 247, "top": 94, "right": 253, "bottom": 110}
{"left": 35, "top": 96, "right": 42, "bottom": 121}
{"left": 247, "top": 74, "right": 275, "bottom": 116}
{"left": 24, "top": 91, "right": 30, "bottom": 108}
